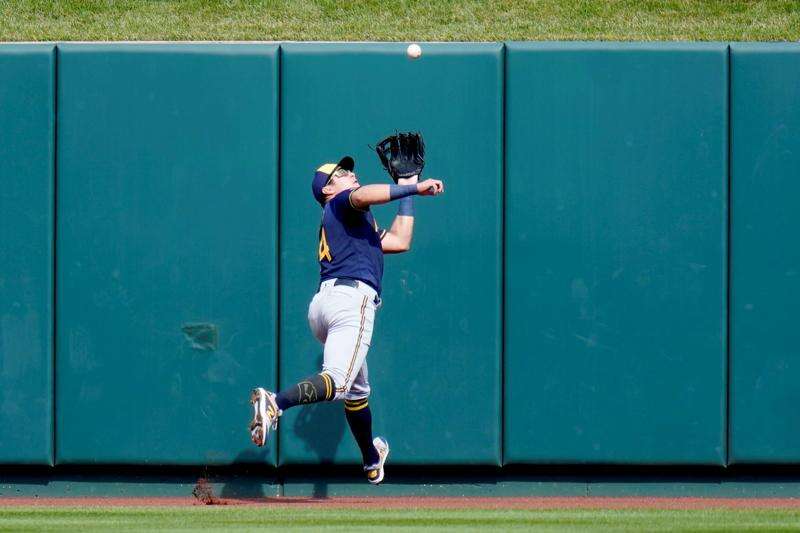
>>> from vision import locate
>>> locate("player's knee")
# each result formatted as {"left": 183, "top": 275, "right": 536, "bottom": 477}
{"left": 323, "top": 369, "right": 350, "bottom": 395}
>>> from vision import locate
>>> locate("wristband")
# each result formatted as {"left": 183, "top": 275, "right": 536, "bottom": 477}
{"left": 389, "top": 183, "right": 418, "bottom": 200}
{"left": 398, "top": 196, "right": 414, "bottom": 216}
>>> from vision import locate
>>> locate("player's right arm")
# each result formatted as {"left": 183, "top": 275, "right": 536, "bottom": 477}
{"left": 349, "top": 179, "right": 444, "bottom": 210}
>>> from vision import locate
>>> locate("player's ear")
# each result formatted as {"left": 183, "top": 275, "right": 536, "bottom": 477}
{"left": 322, "top": 183, "right": 335, "bottom": 195}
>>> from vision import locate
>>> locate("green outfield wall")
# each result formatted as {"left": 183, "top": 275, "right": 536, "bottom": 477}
{"left": 730, "top": 43, "right": 800, "bottom": 464}
{"left": 505, "top": 43, "right": 727, "bottom": 464}
{"left": 0, "top": 42, "right": 798, "bottom": 469}
{"left": 55, "top": 44, "right": 279, "bottom": 465}
{"left": 0, "top": 44, "right": 55, "bottom": 465}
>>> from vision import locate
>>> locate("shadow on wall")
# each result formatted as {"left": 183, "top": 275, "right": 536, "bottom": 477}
{"left": 219, "top": 355, "right": 347, "bottom": 499}
{"left": 219, "top": 446, "right": 273, "bottom": 500}
{"left": 292, "top": 353, "right": 347, "bottom": 498}
{"left": 218, "top": 382, "right": 277, "bottom": 500}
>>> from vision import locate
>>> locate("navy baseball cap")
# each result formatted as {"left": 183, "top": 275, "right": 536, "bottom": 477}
{"left": 312, "top": 156, "right": 354, "bottom": 206}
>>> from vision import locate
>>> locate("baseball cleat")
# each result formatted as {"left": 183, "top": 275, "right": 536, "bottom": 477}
{"left": 364, "top": 436, "right": 389, "bottom": 485}
{"left": 249, "top": 387, "right": 281, "bottom": 447}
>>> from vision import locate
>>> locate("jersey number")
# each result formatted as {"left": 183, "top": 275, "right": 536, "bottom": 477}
{"left": 318, "top": 227, "right": 332, "bottom": 262}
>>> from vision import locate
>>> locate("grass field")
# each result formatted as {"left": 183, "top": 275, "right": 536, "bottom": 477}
{"left": 1, "top": 0, "right": 799, "bottom": 42}
{"left": 1, "top": 506, "right": 800, "bottom": 532}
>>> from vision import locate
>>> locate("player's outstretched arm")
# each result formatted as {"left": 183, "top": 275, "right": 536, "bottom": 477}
{"left": 350, "top": 179, "right": 444, "bottom": 210}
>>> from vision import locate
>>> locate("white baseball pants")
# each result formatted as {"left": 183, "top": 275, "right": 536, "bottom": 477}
{"left": 307, "top": 278, "right": 380, "bottom": 401}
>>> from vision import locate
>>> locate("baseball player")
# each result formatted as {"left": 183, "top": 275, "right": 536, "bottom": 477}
{"left": 249, "top": 133, "right": 443, "bottom": 484}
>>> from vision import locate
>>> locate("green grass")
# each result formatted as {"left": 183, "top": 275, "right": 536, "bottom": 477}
{"left": 1, "top": 0, "right": 799, "bottom": 42}
{"left": 2, "top": 506, "right": 800, "bottom": 532}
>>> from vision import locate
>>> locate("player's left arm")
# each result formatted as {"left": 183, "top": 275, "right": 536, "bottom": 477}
{"left": 379, "top": 176, "right": 417, "bottom": 254}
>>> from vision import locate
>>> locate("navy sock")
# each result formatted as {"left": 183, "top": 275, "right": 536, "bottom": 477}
{"left": 275, "top": 373, "right": 334, "bottom": 411}
{"left": 344, "top": 399, "right": 380, "bottom": 466}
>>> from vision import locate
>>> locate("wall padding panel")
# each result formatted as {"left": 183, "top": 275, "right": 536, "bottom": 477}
{"left": 730, "top": 43, "right": 800, "bottom": 463}
{"left": 279, "top": 43, "right": 502, "bottom": 465}
{"left": 56, "top": 44, "right": 279, "bottom": 465}
{"left": 505, "top": 43, "right": 727, "bottom": 464}
{"left": 0, "top": 44, "right": 55, "bottom": 465}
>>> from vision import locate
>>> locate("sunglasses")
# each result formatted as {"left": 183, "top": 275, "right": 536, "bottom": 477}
{"left": 327, "top": 167, "right": 352, "bottom": 185}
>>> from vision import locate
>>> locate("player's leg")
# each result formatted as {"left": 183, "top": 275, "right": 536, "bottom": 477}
{"left": 320, "top": 290, "right": 375, "bottom": 398}
{"left": 249, "top": 291, "right": 334, "bottom": 447}
{"left": 271, "top": 287, "right": 339, "bottom": 411}
{"left": 252, "top": 373, "right": 335, "bottom": 446}
{"left": 344, "top": 364, "right": 378, "bottom": 466}
{"left": 274, "top": 371, "right": 335, "bottom": 411}
{"left": 250, "top": 285, "right": 375, "bottom": 446}
{"left": 345, "top": 363, "right": 390, "bottom": 484}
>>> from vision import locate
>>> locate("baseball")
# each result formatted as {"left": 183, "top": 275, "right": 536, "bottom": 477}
{"left": 407, "top": 43, "right": 422, "bottom": 59}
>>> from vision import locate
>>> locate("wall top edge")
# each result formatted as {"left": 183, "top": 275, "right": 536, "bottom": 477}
{"left": 278, "top": 42, "right": 504, "bottom": 55}
{"left": 506, "top": 41, "right": 734, "bottom": 52}
{"left": 0, "top": 43, "right": 56, "bottom": 51}
{"left": 52, "top": 43, "right": 280, "bottom": 57}
{"left": 729, "top": 42, "right": 800, "bottom": 52}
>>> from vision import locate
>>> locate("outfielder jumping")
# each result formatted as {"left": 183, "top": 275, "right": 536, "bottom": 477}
{"left": 249, "top": 133, "right": 444, "bottom": 484}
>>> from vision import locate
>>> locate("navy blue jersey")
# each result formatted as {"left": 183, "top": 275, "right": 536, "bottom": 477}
{"left": 318, "top": 188, "right": 384, "bottom": 295}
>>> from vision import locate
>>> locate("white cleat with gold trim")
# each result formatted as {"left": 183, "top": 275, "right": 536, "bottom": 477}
{"left": 249, "top": 387, "right": 281, "bottom": 447}
{"left": 365, "top": 436, "right": 389, "bottom": 485}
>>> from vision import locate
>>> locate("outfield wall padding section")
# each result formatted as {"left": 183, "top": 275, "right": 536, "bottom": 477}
{"left": 279, "top": 43, "right": 503, "bottom": 466}
{"left": 504, "top": 43, "right": 728, "bottom": 464}
{"left": 730, "top": 43, "right": 800, "bottom": 464}
{"left": 0, "top": 44, "right": 55, "bottom": 465}
{"left": 55, "top": 44, "right": 279, "bottom": 465}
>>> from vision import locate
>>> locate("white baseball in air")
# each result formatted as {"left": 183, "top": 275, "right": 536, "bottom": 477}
{"left": 407, "top": 43, "right": 422, "bottom": 59}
